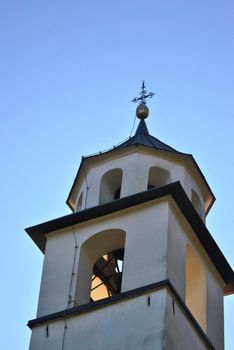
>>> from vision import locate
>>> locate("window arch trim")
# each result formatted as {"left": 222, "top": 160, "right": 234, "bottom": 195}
{"left": 75, "top": 229, "right": 126, "bottom": 305}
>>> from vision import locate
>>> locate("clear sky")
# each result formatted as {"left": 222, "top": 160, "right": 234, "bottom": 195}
{"left": 0, "top": 1, "right": 233, "bottom": 349}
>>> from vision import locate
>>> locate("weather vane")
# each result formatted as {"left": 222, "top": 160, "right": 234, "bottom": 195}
{"left": 132, "top": 81, "right": 155, "bottom": 106}
{"left": 132, "top": 81, "right": 155, "bottom": 120}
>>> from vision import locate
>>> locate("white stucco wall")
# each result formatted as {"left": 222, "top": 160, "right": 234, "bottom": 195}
{"left": 37, "top": 199, "right": 169, "bottom": 316}
{"left": 167, "top": 200, "right": 224, "bottom": 350}
{"left": 30, "top": 196, "right": 223, "bottom": 350}
{"left": 164, "top": 290, "right": 209, "bottom": 350}
{"left": 30, "top": 289, "right": 167, "bottom": 350}
{"left": 206, "top": 266, "right": 224, "bottom": 349}
{"left": 34, "top": 196, "right": 223, "bottom": 349}
{"left": 72, "top": 148, "right": 208, "bottom": 221}
{"left": 37, "top": 228, "right": 78, "bottom": 317}
{"left": 76, "top": 151, "right": 185, "bottom": 209}
{"left": 30, "top": 287, "right": 215, "bottom": 350}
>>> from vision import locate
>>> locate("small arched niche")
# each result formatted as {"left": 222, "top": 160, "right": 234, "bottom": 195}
{"left": 148, "top": 166, "right": 171, "bottom": 190}
{"left": 185, "top": 244, "right": 207, "bottom": 331}
{"left": 75, "top": 229, "right": 126, "bottom": 305}
{"left": 191, "top": 189, "right": 203, "bottom": 217}
{"left": 76, "top": 191, "right": 83, "bottom": 211}
{"left": 99, "top": 168, "right": 123, "bottom": 205}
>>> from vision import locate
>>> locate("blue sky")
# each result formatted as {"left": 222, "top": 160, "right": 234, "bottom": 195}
{"left": 0, "top": 1, "right": 233, "bottom": 349}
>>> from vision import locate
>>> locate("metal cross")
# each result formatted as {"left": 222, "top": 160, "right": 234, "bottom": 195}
{"left": 132, "top": 81, "right": 155, "bottom": 105}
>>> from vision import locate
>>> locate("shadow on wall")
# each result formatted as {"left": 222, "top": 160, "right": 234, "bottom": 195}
{"left": 99, "top": 169, "right": 123, "bottom": 205}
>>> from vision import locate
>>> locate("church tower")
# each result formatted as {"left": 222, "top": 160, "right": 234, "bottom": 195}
{"left": 26, "top": 83, "right": 234, "bottom": 350}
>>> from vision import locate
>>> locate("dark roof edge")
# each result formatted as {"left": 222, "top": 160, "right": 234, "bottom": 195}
{"left": 27, "top": 279, "right": 217, "bottom": 350}
{"left": 66, "top": 139, "right": 183, "bottom": 207}
{"left": 66, "top": 146, "right": 215, "bottom": 213}
{"left": 26, "top": 182, "right": 233, "bottom": 292}
{"left": 29, "top": 183, "right": 179, "bottom": 250}
{"left": 27, "top": 280, "right": 169, "bottom": 328}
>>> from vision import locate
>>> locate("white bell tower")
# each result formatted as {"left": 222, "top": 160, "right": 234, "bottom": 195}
{"left": 26, "top": 83, "right": 234, "bottom": 350}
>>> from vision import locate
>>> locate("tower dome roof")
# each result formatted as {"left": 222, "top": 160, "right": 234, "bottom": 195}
{"left": 67, "top": 83, "right": 215, "bottom": 216}
{"left": 113, "top": 118, "right": 179, "bottom": 153}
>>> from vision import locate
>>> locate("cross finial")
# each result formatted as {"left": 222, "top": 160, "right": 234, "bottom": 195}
{"left": 132, "top": 81, "right": 155, "bottom": 106}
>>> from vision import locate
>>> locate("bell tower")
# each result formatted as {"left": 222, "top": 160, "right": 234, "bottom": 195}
{"left": 26, "top": 83, "right": 234, "bottom": 350}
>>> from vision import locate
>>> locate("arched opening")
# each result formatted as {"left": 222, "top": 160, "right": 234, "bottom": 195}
{"left": 185, "top": 244, "right": 207, "bottom": 331}
{"left": 91, "top": 248, "right": 124, "bottom": 302}
{"left": 147, "top": 167, "right": 171, "bottom": 190}
{"left": 76, "top": 192, "right": 83, "bottom": 211}
{"left": 191, "top": 189, "right": 203, "bottom": 217}
{"left": 114, "top": 187, "right": 121, "bottom": 200}
{"left": 75, "top": 229, "right": 126, "bottom": 305}
{"left": 99, "top": 168, "right": 123, "bottom": 204}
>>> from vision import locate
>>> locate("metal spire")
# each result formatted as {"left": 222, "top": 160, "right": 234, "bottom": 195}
{"left": 132, "top": 81, "right": 155, "bottom": 106}
{"left": 132, "top": 81, "right": 155, "bottom": 120}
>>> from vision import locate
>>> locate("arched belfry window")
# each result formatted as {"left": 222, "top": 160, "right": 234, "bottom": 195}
{"left": 148, "top": 166, "right": 171, "bottom": 190}
{"left": 75, "top": 229, "right": 125, "bottom": 305}
{"left": 91, "top": 248, "right": 124, "bottom": 301}
{"left": 191, "top": 189, "right": 203, "bottom": 217}
{"left": 99, "top": 168, "right": 123, "bottom": 205}
{"left": 185, "top": 244, "right": 207, "bottom": 331}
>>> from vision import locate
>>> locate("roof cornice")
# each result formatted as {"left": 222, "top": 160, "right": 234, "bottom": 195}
{"left": 66, "top": 145, "right": 215, "bottom": 213}
{"left": 25, "top": 182, "right": 233, "bottom": 294}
